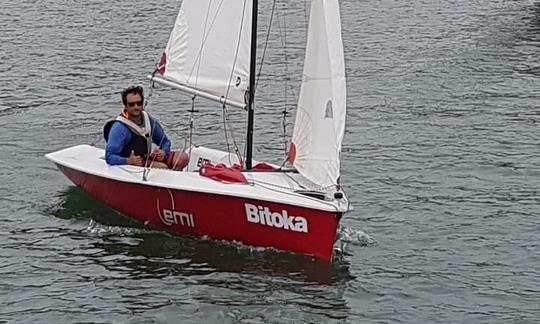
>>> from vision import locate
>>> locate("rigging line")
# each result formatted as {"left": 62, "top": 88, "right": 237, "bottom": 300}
{"left": 142, "top": 81, "right": 169, "bottom": 180}
{"left": 248, "top": 176, "right": 301, "bottom": 191}
{"left": 221, "top": 105, "right": 232, "bottom": 164}
{"left": 142, "top": 83, "right": 156, "bottom": 180}
{"left": 248, "top": 179, "right": 340, "bottom": 212}
{"left": 284, "top": 171, "right": 306, "bottom": 189}
{"left": 147, "top": 70, "right": 171, "bottom": 148}
{"left": 254, "top": 0, "right": 277, "bottom": 90}
{"left": 152, "top": 109, "right": 191, "bottom": 150}
{"left": 226, "top": 106, "right": 244, "bottom": 166}
{"left": 143, "top": 77, "right": 196, "bottom": 173}
{"left": 240, "top": 0, "right": 277, "bottom": 163}
{"left": 145, "top": 85, "right": 190, "bottom": 152}
{"left": 221, "top": 0, "right": 248, "bottom": 164}
{"left": 279, "top": 155, "right": 289, "bottom": 168}
{"left": 282, "top": 172, "right": 337, "bottom": 192}
{"left": 277, "top": 4, "right": 291, "bottom": 157}
{"left": 172, "top": 95, "right": 197, "bottom": 172}
{"left": 117, "top": 166, "right": 145, "bottom": 175}
{"left": 220, "top": 103, "right": 244, "bottom": 166}
{"left": 188, "top": 95, "right": 196, "bottom": 150}
{"left": 90, "top": 131, "right": 104, "bottom": 146}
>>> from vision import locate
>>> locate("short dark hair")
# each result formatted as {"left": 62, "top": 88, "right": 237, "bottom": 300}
{"left": 121, "top": 86, "right": 144, "bottom": 106}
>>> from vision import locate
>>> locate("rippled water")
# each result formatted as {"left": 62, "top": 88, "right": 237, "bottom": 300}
{"left": 1, "top": 0, "right": 539, "bottom": 323}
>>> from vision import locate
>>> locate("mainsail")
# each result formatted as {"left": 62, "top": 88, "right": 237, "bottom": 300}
{"left": 156, "top": 0, "right": 253, "bottom": 108}
{"left": 290, "top": 0, "right": 347, "bottom": 188}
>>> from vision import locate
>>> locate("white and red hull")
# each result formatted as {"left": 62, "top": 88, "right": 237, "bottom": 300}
{"left": 47, "top": 145, "right": 348, "bottom": 262}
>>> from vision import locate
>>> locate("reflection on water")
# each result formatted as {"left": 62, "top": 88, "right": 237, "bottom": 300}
{"left": 51, "top": 186, "right": 140, "bottom": 227}
{"left": 92, "top": 230, "right": 354, "bottom": 285}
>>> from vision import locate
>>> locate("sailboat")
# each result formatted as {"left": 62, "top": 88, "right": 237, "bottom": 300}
{"left": 46, "top": 0, "right": 349, "bottom": 262}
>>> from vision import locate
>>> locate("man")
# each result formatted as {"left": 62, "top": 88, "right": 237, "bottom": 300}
{"left": 104, "top": 86, "right": 189, "bottom": 170}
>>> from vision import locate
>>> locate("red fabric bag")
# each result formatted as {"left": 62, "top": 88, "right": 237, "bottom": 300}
{"left": 199, "top": 163, "right": 247, "bottom": 184}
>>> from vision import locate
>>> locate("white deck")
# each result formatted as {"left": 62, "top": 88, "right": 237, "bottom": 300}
{"left": 46, "top": 145, "right": 349, "bottom": 213}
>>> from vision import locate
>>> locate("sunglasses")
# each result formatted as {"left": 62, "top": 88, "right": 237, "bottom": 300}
{"left": 126, "top": 100, "right": 143, "bottom": 108}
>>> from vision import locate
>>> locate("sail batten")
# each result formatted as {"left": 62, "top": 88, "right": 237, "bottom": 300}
{"left": 290, "top": 0, "right": 347, "bottom": 188}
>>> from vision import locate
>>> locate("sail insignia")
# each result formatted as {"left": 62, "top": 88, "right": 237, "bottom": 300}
{"left": 324, "top": 100, "right": 333, "bottom": 119}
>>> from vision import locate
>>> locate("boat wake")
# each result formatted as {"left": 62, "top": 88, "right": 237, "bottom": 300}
{"left": 84, "top": 218, "right": 139, "bottom": 236}
{"left": 333, "top": 225, "right": 376, "bottom": 256}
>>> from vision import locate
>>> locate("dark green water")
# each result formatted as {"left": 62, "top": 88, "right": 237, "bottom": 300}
{"left": 1, "top": 0, "right": 539, "bottom": 323}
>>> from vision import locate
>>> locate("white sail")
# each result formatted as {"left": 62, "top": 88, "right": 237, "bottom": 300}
{"left": 157, "top": 0, "right": 252, "bottom": 108}
{"left": 290, "top": 0, "right": 346, "bottom": 188}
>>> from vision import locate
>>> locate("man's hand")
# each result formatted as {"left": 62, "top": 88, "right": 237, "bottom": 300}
{"left": 149, "top": 149, "right": 165, "bottom": 162}
{"left": 127, "top": 150, "right": 144, "bottom": 166}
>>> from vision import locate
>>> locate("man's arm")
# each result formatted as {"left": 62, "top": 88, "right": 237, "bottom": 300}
{"left": 105, "top": 122, "right": 131, "bottom": 165}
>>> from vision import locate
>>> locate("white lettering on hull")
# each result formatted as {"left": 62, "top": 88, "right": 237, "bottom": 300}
{"left": 245, "top": 203, "right": 308, "bottom": 233}
{"left": 161, "top": 209, "right": 195, "bottom": 228}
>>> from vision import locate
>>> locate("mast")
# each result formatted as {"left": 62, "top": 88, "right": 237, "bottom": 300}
{"left": 246, "top": 0, "right": 258, "bottom": 170}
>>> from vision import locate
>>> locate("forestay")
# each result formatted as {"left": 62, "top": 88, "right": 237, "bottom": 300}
{"left": 290, "top": 0, "right": 347, "bottom": 188}
{"left": 156, "top": 0, "right": 252, "bottom": 108}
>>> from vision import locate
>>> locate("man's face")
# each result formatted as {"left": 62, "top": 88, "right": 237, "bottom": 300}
{"left": 124, "top": 93, "right": 143, "bottom": 117}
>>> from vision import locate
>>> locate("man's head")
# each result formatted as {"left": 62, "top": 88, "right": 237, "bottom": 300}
{"left": 121, "top": 86, "right": 144, "bottom": 106}
{"left": 121, "top": 86, "right": 145, "bottom": 118}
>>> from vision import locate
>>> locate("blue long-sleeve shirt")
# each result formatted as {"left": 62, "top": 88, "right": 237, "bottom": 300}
{"left": 105, "top": 116, "right": 171, "bottom": 165}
